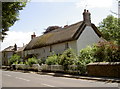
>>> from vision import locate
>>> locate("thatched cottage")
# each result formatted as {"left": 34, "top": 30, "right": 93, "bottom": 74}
{"left": 2, "top": 44, "right": 18, "bottom": 65}
{"left": 24, "top": 9, "right": 102, "bottom": 59}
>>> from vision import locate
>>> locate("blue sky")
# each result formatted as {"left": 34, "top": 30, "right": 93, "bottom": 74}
{"left": 1, "top": 0, "right": 119, "bottom": 50}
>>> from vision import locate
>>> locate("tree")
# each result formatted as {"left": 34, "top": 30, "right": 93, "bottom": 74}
{"left": 1, "top": 2, "right": 27, "bottom": 41}
{"left": 43, "top": 26, "right": 61, "bottom": 34}
{"left": 98, "top": 15, "right": 120, "bottom": 44}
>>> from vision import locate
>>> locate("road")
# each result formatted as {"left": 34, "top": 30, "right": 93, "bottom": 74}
{"left": 2, "top": 70, "right": 119, "bottom": 88}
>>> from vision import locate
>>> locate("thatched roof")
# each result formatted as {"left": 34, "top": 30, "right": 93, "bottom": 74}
{"left": 24, "top": 21, "right": 102, "bottom": 50}
{"left": 2, "top": 45, "right": 21, "bottom": 52}
{"left": 2, "top": 46, "right": 15, "bottom": 52}
{"left": 16, "top": 45, "right": 27, "bottom": 52}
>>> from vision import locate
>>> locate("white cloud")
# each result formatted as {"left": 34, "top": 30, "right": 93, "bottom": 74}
{"left": 1, "top": 31, "right": 33, "bottom": 51}
{"left": 31, "top": 0, "right": 80, "bottom": 2}
{"left": 76, "top": 0, "right": 112, "bottom": 8}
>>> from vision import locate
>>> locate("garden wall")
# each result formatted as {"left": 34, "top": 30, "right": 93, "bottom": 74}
{"left": 87, "top": 62, "right": 120, "bottom": 78}
{"left": 10, "top": 64, "right": 81, "bottom": 74}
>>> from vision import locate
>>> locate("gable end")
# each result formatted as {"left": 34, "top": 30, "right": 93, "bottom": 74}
{"left": 91, "top": 24, "right": 102, "bottom": 37}
{"left": 72, "top": 22, "right": 86, "bottom": 40}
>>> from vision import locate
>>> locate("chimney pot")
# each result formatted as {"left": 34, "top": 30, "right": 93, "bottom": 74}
{"left": 84, "top": 9, "right": 86, "bottom": 12}
{"left": 31, "top": 32, "right": 36, "bottom": 40}
{"left": 83, "top": 9, "right": 91, "bottom": 26}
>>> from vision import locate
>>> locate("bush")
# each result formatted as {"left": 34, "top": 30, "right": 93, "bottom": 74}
{"left": 59, "top": 49, "right": 78, "bottom": 71}
{"left": 9, "top": 54, "right": 21, "bottom": 65}
{"left": 94, "top": 41, "right": 120, "bottom": 62}
{"left": 76, "top": 46, "right": 96, "bottom": 74}
{"left": 75, "top": 41, "right": 120, "bottom": 74}
{"left": 26, "top": 57, "right": 38, "bottom": 67}
{"left": 19, "top": 62, "right": 24, "bottom": 64}
{"left": 40, "top": 57, "right": 45, "bottom": 64}
{"left": 79, "top": 46, "right": 96, "bottom": 61}
{"left": 78, "top": 41, "right": 120, "bottom": 62}
{"left": 37, "top": 59, "right": 42, "bottom": 65}
{"left": 45, "top": 53, "right": 59, "bottom": 65}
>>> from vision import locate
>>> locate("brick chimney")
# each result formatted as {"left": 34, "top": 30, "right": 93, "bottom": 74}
{"left": 31, "top": 32, "right": 36, "bottom": 40}
{"left": 83, "top": 9, "right": 91, "bottom": 26}
{"left": 14, "top": 44, "right": 17, "bottom": 51}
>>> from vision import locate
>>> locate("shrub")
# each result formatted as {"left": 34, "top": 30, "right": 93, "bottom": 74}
{"left": 27, "top": 57, "right": 38, "bottom": 67}
{"left": 9, "top": 54, "right": 21, "bottom": 65}
{"left": 76, "top": 41, "right": 120, "bottom": 74}
{"left": 37, "top": 59, "right": 42, "bottom": 65}
{"left": 45, "top": 53, "right": 59, "bottom": 65}
{"left": 79, "top": 46, "right": 96, "bottom": 61}
{"left": 41, "top": 57, "right": 46, "bottom": 64}
{"left": 76, "top": 46, "right": 96, "bottom": 74}
{"left": 59, "top": 49, "right": 78, "bottom": 71}
{"left": 19, "top": 62, "right": 24, "bottom": 64}
{"left": 94, "top": 41, "right": 120, "bottom": 62}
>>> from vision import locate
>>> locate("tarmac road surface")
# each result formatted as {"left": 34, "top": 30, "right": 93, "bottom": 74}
{"left": 2, "top": 70, "right": 119, "bottom": 88}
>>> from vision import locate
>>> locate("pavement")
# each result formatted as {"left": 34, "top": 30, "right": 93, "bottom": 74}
{"left": 37, "top": 71, "right": 120, "bottom": 83}
{"left": 3, "top": 69, "right": 120, "bottom": 83}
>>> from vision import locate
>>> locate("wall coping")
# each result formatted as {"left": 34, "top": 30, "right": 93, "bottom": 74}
{"left": 87, "top": 62, "right": 120, "bottom": 65}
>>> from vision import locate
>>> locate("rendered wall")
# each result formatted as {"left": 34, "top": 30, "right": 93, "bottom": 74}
{"left": 24, "top": 41, "right": 77, "bottom": 59}
{"left": 77, "top": 26, "right": 101, "bottom": 54}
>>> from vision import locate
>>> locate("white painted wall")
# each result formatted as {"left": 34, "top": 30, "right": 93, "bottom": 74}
{"left": 25, "top": 46, "right": 50, "bottom": 59}
{"left": 118, "top": 1, "right": 120, "bottom": 18}
{"left": 51, "top": 41, "right": 77, "bottom": 55}
{"left": 51, "top": 43, "right": 65, "bottom": 55}
{"left": 68, "top": 41, "right": 77, "bottom": 53}
{"left": 24, "top": 41, "right": 77, "bottom": 59}
{"left": 76, "top": 26, "right": 101, "bottom": 54}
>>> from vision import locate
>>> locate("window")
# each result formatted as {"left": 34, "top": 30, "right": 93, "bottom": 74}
{"left": 4, "top": 53, "right": 5, "bottom": 57}
{"left": 50, "top": 45, "right": 52, "bottom": 52}
{"left": 43, "top": 48, "right": 45, "bottom": 53}
{"left": 65, "top": 43, "right": 69, "bottom": 50}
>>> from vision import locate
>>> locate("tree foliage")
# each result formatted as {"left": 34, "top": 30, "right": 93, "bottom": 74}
{"left": 43, "top": 26, "right": 61, "bottom": 34}
{"left": 1, "top": 2, "right": 27, "bottom": 41}
{"left": 9, "top": 54, "right": 21, "bottom": 65}
{"left": 75, "top": 41, "right": 120, "bottom": 74}
{"left": 98, "top": 15, "right": 120, "bottom": 44}
{"left": 78, "top": 41, "right": 120, "bottom": 62}
{"left": 94, "top": 41, "right": 120, "bottom": 62}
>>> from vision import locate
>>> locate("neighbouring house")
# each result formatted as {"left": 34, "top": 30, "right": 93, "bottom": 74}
{"left": 24, "top": 9, "right": 103, "bottom": 60}
{"left": 16, "top": 45, "right": 27, "bottom": 59}
{"left": 2, "top": 44, "right": 18, "bottom": 65}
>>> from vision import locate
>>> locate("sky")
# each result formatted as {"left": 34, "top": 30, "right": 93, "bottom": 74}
{"left": 1, "top": 0, "right": 119, "bottom": 51}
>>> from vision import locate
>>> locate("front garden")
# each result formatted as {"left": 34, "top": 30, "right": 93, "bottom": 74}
{"left": 7, "top": 41, "right": 120, "bottom": 77}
